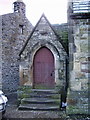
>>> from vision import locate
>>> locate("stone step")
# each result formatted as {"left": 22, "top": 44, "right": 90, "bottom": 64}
{"left": 29, "top": 94, "right": 52, "bottom": 98}
{"left": 21, "top": 98, "right": 60, "bottom": 104}
{"left": 18, "top": 89, "right": 61, "bottom": 111}
{"left": 19, "top": 104, "right": 60, "bottom": 111}
{"left": 29, "top": 93, "right": 60, "bottom": 99}
{"left": 31, "top": 89, "right": 59, "bottom": 94}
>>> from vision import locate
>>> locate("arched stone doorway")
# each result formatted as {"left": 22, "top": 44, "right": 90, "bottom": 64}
{"left": 33, "top": 47, "right": 55, "bottom": 88}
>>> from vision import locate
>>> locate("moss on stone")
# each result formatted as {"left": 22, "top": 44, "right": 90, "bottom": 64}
{"left": 66, "top": 105, "right": 88, "bottom": 114}
{"left": 18, "top": 86, "right": 32, "bottom": 101}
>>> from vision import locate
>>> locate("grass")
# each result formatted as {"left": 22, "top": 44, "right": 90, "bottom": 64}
{"left": 34, "top": 84, "right": 54, "bottom": 89}
{"left": 17, "top": 86, "right": 32, "bottom": 105}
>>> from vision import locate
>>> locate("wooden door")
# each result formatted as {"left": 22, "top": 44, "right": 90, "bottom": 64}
{"left": 33, "top": 47, "right": 55, "bottom": 88}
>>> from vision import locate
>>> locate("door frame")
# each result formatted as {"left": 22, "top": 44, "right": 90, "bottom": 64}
{"left": 30, "top": 43, "right": 61, "bottom": 88}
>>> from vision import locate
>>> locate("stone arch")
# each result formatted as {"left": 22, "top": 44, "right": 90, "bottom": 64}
{"left": 29, "top": 42, "right": 61, "bottom": 87}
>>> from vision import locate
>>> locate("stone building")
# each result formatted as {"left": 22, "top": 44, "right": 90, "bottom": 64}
{"left": 1, "top": 0, "right": 90, "bottom": 115}
{"left": 19, "top": 14, "right": 68, "bottom": 89}
{"left": 0, "top": 0, "right": 33, "bottom": 92}
{"left": 67, "top": 0, "right": 90, "bottom": 114}
{"left": 0, "top": 0, "right": 68, "bottom": 94}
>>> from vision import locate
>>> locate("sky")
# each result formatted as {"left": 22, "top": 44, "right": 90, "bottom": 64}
{"left": 0, "top": 0, "right": 68, "bottom": 25}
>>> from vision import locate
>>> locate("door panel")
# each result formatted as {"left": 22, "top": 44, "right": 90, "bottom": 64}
{"left": 33, "top": 47, "right": 55, "bottom": 88}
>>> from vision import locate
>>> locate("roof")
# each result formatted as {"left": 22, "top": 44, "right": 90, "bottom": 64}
{"left": 16, "top": 0, "right": 23, "bottom": 2}
{"left": 70, "top": 13, "right": 90, "bottom": 19}
{"left": 19, "top": 14, "right": 68, "bottom": 56}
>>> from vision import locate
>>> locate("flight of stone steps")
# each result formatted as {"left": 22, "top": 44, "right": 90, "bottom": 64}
{"left": 18, "top": 89, "right": 61, "bottom": 111}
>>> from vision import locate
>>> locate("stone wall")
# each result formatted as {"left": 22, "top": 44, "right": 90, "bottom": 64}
{"left": 67, "top": 0, "right": 90, "bottom": 114}
{"left": 0, "top": 16, "right": 2, "bottom": 89}
{"left": 2, "top": 13, "right": 33, "bottom": 93}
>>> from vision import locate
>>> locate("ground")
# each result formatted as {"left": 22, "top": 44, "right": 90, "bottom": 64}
{"left": 3, "top": 103, "right": 90, "bottom": 120}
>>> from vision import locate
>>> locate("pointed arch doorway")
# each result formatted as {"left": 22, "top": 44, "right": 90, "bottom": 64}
{"left": 33, "top": 47, "right": 55, "bottom": 88}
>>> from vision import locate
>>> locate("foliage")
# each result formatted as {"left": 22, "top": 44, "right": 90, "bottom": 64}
{"left": 52, "top": 23, "right": 68, "bottom": 52}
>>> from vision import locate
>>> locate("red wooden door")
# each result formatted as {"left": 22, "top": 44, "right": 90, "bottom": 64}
{"left": 33, "top": 47, "right": 55, "bottom": 88}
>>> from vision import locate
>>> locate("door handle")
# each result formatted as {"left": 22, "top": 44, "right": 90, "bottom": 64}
{"left": 51, "top": 71, "right": 54, "bottom": 76}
